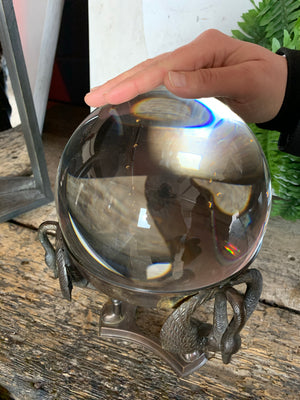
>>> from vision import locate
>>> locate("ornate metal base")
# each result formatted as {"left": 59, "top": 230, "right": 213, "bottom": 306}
{"left": 100, "top": 299, "right": 208, "bottom": 376}
{"left": 38, "top": 221, "right": 263, "bottom": 376}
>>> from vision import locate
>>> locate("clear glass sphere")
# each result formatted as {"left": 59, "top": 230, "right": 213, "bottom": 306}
{"left": 56, "top": 89, "right": 271, "bottom": 295}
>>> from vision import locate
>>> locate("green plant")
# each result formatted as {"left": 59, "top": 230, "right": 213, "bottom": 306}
{"left": 232, "top": 0, "right": 300, "bottom": 49}
{"left": 233, "top": 0, "right": 300, "bottom": 220}
{"left": 232, "top": 0, "right": 272, "bottom": 48}
{"left": 272, "top": 18, "right": 300, "bottom": 51}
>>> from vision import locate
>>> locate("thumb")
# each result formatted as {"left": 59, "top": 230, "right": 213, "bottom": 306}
{"left": 165, "top": 67, "right": 240, "bottom": 100}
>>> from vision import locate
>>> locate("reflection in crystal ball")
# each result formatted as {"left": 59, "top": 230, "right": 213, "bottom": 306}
{"left": 56, "top": 89, "right": 271, "bottom": 295}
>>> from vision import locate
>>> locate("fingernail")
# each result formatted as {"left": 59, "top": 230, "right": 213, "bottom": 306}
{"left": 168, "top": 71, "right": 186, "bottom": 88}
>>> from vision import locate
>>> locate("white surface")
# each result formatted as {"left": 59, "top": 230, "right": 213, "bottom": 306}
{"left": 142, "top": 0, "right": 249, "bottom": 56}
{"left": 88, "top": 0, "right": 147, "bottom": 88}
{"left": 89, "top": 0, "right": 251, "bottom": 88}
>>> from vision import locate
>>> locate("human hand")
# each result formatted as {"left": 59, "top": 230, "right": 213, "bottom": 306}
{"left": 84, "top": 29, "right": 287, "bottom": 124}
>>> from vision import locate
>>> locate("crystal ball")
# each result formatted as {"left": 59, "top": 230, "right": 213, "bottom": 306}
{"left": 56, "top": 89, "right": 271, "bottom": 301}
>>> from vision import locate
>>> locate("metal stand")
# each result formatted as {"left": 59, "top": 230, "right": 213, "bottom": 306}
{"left": 39, "top": 221, "right": 264, "bottom": 377}
{"left": 100, "top": 299, "right": 208, "bottom": 377}
{"left": 99, "top": 267, "right": 263, "bottom": 376}
{"left": 0, "top": 0, "right": 52, "bottom": 222}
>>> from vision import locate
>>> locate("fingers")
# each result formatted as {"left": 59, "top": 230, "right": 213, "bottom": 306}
{"left": 84, "top": 45, "right": 196, "bottom": 106}
{"left": 84, "top": 67, "right": 164, "bottom": 107}
{"left": 84, "top": 29, "right": 243, "bottom": 107}
{"left": 84, "top": 52, "right": 170, "bottom": 107}
{"left": 84, "top": 31, "right": 219, "bottom": 107}
{"left": 93, "top": 64, "right": 168, "bottom": 106}
{"left": 165, "top": 64, "right": 252, "bottom": 100}
{"left": 83, "top": 28, "right": 287, "bottom": 125}
{"left": 84, "top": 45, "right": 204, "bottom": 107}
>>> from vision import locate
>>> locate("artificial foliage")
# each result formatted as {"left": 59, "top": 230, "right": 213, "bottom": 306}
{"left": 233, "top": 0, "right": 300, "bottom": 220}
{"left": 232, "top": 0, "right": 272, "bottom": 47}
{"left": 232, "top": 0, "right": 300, "bottom": 49}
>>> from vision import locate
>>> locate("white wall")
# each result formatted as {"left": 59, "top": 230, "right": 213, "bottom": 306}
{"left": 13, "top": 0, "right": 64, "bottom": 130}
{"left": 89, "top": 0, "right": 251, "bottom": 88}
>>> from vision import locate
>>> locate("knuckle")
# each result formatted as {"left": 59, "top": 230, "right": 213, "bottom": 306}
{"left": 200, "top": 28, "right": 223, "bottom": 41}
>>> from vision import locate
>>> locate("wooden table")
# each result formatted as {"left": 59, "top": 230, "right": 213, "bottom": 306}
{"left": 0, "top": 106, "right": 299, "bottom": 399}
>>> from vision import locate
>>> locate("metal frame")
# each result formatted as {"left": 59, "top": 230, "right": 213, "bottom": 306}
{"left": 0, "top": 0, "right": 53, "bottom": 222}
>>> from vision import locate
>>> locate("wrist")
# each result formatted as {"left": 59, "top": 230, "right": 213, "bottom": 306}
{"left": 257, "top": 47, "right": 300, "bottom": 133}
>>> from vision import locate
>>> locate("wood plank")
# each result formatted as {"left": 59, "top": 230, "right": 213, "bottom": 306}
{"left": 14, "top": 208, "right": 300, "bottom": 312}
{"left": 0, "top": 222, "right": 299, "bottom": 399}
{"left": 253, "top": 216, "right": 300, "bottom": 311}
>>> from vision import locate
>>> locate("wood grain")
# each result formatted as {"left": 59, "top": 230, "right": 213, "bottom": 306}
{"left": 1, "top": 102, "right": 299, "bottom": 399}
{"left": 13, "top": 208, "right": 300, "bottom": 311}
{"left": 0, "top": 222, "right": 299, "bottom": 400}
{"left": 253, "top": 216, "right": 300, "bottom": 311}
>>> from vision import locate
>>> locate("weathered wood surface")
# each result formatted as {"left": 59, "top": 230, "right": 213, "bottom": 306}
{"left": 13, "top": 205, "right": 300, "bottom": 311}
{"left": 1, "top": 102, "right": 299, "bottom": 399}
{"left": 253, "top": 217, "right": 300, "bottom": 310}
{"left": 0, "top": 221, "right": 299, "bottom": 400}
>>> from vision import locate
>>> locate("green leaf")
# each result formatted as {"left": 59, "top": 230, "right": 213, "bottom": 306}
{"left": 250, "top": 125, "right": 300, "bottom": 221}
{"left": 233, "top": 0, "right": 300, "bottom": 48}
{"left": 262, "top": 0, "right": 300, "bottom": 39}
{"left": 233, "top": 1, "right": 300, "bottom": 220}
{"left": 283, "top": 29, "right": 293, "bottom": 47}
{"left": 271, "top": 37, "right": 281, "bottom": 52}
{"left": 232, "top": 7, "right": 273, "bottom": 48}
